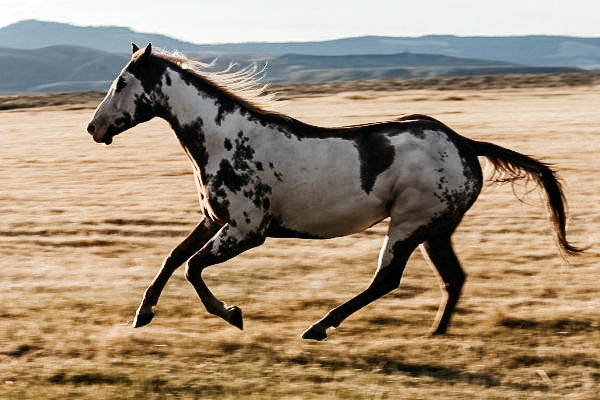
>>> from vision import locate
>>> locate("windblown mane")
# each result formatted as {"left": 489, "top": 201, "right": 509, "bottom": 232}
{"left": 153, "top": 49, "right": 279, "bottom": 112}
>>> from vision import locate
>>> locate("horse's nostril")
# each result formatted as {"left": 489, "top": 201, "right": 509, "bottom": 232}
{"left": 87, "top": 123, "right": 95, "bottom": 133}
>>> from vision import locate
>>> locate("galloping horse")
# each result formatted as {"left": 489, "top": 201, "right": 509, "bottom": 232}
{"left": 87, "top": 44, "right": 580, "bottom": 340}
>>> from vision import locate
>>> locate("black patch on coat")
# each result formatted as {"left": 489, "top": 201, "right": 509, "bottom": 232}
{"left": 408, "top": 125, "right": 427, "bottom": 139}
{"left": 133, "top": 94, "right": 156, "bottom": 123}
{"left": 115, "top": 76, "right": 126, "bottom": 93}
{"left": 262, "top": 198, "right": 270, "bottom": 210}
{"left": 266, "top": 218, "right": 327, "bottom": 239}
{"left": 224, "top": 138, "right": 233, "bottom": 151}
{"left": 126, "top": 55, "right": 168, "bottom": 94}
{"left": 268, "top": 162, "right": 283, "bottom": 181}
{"left": 231, "top": 132, "right": 255, "bottom": 169}
{"left": 251, "top": 183, "right": 272, "bottom": 210}
{"left": 207, "top": 196, "right": 231, "bottom": 222}
{"left": 209, "top": 131, "right": 273, "bottom": 213}
{"left": 191, "top": 225, "right": 267, "bottom": 267}
{"left": 215, "top": 100, "right": 236, "bottom": 126}
{"left": 167, "top": 117, "right": 232, "bottom": 222}
{"left": 231, "top": 132, "right": 272, "bottom": 210}
{"left": 212, "top": 159, "right": 250, "bottom": 193}
{"left": 170, "top": 118, "right": 208, "bottom": 170}
{"left": 352, "top": 132, "right": 395, "bottom": 193}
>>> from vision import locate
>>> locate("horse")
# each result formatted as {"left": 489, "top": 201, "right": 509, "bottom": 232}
{"left": 86, "top": 43, "right": 581, "bottom": 340}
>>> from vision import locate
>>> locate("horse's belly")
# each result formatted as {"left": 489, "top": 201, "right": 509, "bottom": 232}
{"left": 269, "top": 194, "right": 389, "bottom": 239}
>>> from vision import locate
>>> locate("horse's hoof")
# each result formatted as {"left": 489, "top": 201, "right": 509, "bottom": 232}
{"left": 226, "top": 306, "right": 243, "bottom": 330}
{"left": 301, "top": 326, "right": 328, "bottom": 341}
{"left": 132, "top": 311, "right": 154, "bottom": 328}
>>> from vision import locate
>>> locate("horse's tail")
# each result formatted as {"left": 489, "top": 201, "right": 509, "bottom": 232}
{"left": 466, "top": 138, "right": 582, "bottom": 257}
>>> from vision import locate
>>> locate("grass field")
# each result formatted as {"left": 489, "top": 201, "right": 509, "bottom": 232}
{"left": 1, "top": 81, "right": 599, "bottom": 399}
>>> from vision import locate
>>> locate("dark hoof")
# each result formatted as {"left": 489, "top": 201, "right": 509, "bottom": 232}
{"left": 226, "top": 306, "right": 243, "bottom": 330}
{"left": 301, "top": 326, "right": 328, "bottom": 341}
{"left": 132, "top": 311, "right": 154, "bottom": 328}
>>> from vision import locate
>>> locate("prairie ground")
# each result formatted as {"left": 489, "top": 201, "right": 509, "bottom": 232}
{"left": 1, "top": 80, "right": 600, "bottom": 399}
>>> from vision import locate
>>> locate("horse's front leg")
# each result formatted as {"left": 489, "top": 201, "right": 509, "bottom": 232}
{"left": 133, "top": 217, "right": 222, "bottom": 327}
{"left": 184, "top": 223, "right": 266, "bottom": 329}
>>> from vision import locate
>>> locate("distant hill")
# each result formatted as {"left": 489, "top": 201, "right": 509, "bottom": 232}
{"left": 1, "top": 20, "right": 600, "bottom": 69}
{"left": 0, "top": 20, "right": 593, "bottom": 92}
{"left": 0, "top": 20, "right": 203, "bottom": 54}
{"left": 192, "top": 36, "right": 600, "bottom": 69}
{"left": 0, "top": 45, "right": 127, "bottom": 92}
{"left": 264, "top": 53, "right": 580, "bottom": 83}
{"left": 0, "top": 45, "right": 582, "bottom": 92}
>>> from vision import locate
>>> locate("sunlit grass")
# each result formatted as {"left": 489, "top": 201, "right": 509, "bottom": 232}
{"left": 2, "top": 85, "right": 599, "bottom": 399}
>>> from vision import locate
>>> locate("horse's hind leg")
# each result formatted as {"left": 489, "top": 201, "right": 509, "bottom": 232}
{"left": 133, "top": 217, "right": 221, "bottom": 327}
{"left": 420, "top": 233, "right": 466, "bottom": 335}
{"left": 302, "top": 231, "right": 419, "bottom": 341}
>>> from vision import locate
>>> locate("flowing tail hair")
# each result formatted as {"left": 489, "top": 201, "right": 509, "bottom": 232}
{"left": 466, "top": 139, "right": 582, "bottom": 257}
{"left": 395, "top": 114, "right": 581, "bottom": 257}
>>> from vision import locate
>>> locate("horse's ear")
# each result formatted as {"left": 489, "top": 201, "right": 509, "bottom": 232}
{"left": 142, "top": 43, "right": 152, "bottom": 60}
{"left": 132, "top": 43, "right": 140, "bottom": 54}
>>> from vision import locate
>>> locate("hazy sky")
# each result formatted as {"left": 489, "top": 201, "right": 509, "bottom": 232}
{"left": 1, "top": 0, "right": 599, "bottom": 44}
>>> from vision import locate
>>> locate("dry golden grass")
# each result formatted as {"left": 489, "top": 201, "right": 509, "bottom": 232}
{"left": 1, "top": 82, "right": 600, "bottom": 399}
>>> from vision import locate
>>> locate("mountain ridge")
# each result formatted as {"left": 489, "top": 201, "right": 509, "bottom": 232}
{"left": 0, "top": 20, "right": 596, "bottom": 92}
{"left": 0, "top": 45, "right": 582, "bottom": 92}
{"left": 1, "top": 20, "right": 600, "bottom": 68}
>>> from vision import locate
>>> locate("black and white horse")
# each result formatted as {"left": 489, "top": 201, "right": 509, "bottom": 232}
{"left": 87, "top": 44, "right": 580, "bottom": 340}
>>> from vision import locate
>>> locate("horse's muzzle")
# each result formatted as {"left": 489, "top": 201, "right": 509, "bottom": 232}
{"left": 87, "top": 122, "right": 113, "bottom": 144}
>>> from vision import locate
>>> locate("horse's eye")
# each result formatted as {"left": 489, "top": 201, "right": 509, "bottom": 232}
{"left": 116, "top": 77, "right": 126, "bottom": 92}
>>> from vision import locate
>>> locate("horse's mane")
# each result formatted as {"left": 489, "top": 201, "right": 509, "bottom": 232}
{"left": 153, "top": 49, "right": 279, "bottom": 112}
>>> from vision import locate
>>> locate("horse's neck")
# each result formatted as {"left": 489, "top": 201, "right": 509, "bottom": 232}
{"left": 160, "top": 69, "right": 257, "bottom": 165}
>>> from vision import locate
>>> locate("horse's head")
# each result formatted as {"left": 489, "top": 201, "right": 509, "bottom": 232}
{"left": 87, "top": 43, "right": 165, "bottom": 144}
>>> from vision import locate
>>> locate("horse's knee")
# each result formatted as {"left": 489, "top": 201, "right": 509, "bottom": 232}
{"left": 184, "top": 257, "right": 205, "bottom": 282}
{"left": 371, "top": 266, "right": 403, "bottom": 294}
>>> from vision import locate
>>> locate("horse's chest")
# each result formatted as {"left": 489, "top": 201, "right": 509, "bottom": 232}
{"left": 197, "top": 162, "right": 270, "bottom": 221}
